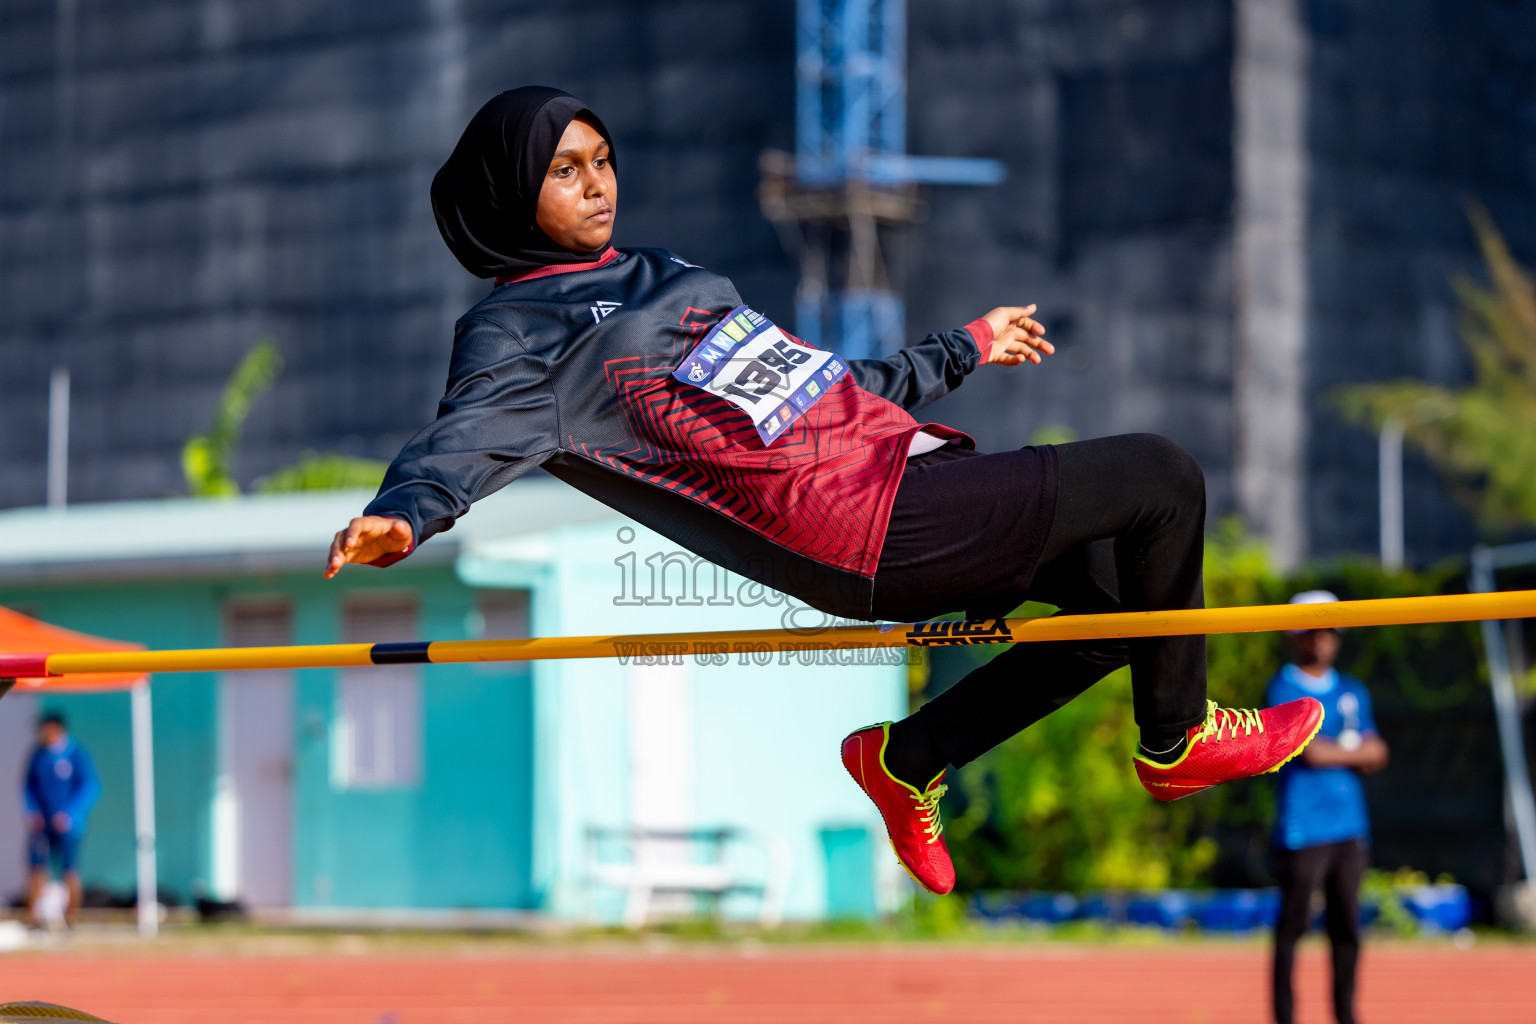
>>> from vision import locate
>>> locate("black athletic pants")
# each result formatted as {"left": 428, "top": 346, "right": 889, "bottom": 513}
{"left": 1272, "top": 838, "right": 1367, "bottom": 1024}
{"left": 873, "top": 433, "right": 1209, "bottom": 769}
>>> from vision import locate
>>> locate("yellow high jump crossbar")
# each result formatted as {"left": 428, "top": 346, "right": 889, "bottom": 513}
{"left": 1, "top": 589, "right": 1534, "bottom": 684}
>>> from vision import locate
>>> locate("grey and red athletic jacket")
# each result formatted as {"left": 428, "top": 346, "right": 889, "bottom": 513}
{"left": 364, "top": 246, "right": 994, "bottom": 618}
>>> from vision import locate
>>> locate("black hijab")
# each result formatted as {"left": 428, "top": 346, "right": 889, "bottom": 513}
{"left": 431, "top": 86, "right": 618, "bottom": 278}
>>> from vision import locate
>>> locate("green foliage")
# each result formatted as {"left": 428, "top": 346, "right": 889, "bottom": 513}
{"left": 1177, "top": 520, "right": 1293, "bottom": 872}
{"left": 182, "top": 340, "right": 389, "bottom": 496}
{"left": 942, "top": 520, "right": 1285, "bottom": 893}
{"left": 1336, "top": 206, "right": 1536, "bottom": 531}
{"left": 1288, "top": 559, "right": 1486, "bottom": 712}
{"left": 941, "top": 522, "right": 1488, "bottom": 894}
{"left": 901, "top": 891, "right": 972, "bottom": 937}
{"left": 182, "top": 339, "right": 283, "bottom": 497}
{"left": 1362, "top": 868, "right": 1425, "bottom": 937}
{"left": 1030, "top": 424, "right": 1080, "bottom": 447}
{"left": 906, "top": 647, "right": 930, "bottom": 713}
{"left": 1361, "top": 867, "right": 1457, "bottom": 937}
{"left": 945, "top": 665, "right": 1220, "bottom": 891}
{"left": 1204, "top": 517, "right": 1289, "bottom": 708}
{"left": 255, "top": 452, "right": 387, "bottom": 493}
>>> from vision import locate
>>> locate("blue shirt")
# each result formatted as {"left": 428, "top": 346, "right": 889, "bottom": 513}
{"left": 22, "top": 736, "right": 100, "bottom": 834}
{"left": 1266, "top": 665, "right": 1376, "bottom": 851}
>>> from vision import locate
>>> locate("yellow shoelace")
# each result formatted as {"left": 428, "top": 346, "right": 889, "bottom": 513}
{"left": 1193, "top": 699, "right": 1265, "bottom": 744}
{"left": 911, "top": 783, "right": 949, "bottom": 843}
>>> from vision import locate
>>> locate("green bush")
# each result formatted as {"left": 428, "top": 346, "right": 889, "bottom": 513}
{"left": 937, "top": 521, "right": 1486, "bottom": 893}
{"left": 1336, "top": 206, "right": 1536, "bottom": 533}
{"left": 943, "top": 662, "right": 1220, "bottom": 891}
{"left": 183, "top": 339, "right": 388, "bottom": 496}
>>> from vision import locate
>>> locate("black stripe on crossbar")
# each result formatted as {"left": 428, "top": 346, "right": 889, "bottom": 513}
{"left": 370, "top": 642, "right": 432, "bottom": 665}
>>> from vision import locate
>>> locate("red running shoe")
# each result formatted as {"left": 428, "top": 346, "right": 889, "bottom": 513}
{"left": 841, "top": 722, "right": 955, "bottom": 895}
{"left": 1135, "top": 698, "right": 1324, "bottom": 802}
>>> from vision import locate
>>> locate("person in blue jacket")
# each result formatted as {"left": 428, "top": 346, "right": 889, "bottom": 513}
{"left": 23, "top": 712, "right": 100, "bottom": 928}
{"left": 1265, "top": 591, "right": 1390, "bottom": 1024}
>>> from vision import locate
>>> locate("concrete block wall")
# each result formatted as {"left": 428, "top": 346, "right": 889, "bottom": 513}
{"left": 4, "top": 0, "right": 1536, "bottom": 564}
{"left": 1303, "top": 0, "right": 1536, "bottom": 558}
{"left": 904, "top": 0, "right": 1240, "bottom": 519}
{"left": 906, "top": 0, "right": 1536, "bottom": 563}
{"left": 0, "top": 0, "right": 795, "bottom": 507}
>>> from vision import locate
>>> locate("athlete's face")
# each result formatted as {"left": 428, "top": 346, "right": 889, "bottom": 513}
{"left": 535, "top": 118, "right": 616, "bottom": 253}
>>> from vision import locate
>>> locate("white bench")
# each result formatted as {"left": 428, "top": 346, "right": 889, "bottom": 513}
{"left": 583, "top": 827, "right": 790, "bottom": 929}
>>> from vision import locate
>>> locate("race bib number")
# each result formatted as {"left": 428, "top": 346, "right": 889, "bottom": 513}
{"left": 673, "top": 305, "right": 847, "bottom": 446}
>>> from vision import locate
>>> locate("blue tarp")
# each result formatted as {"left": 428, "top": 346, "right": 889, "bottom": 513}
{"left": 970, "top": 884, "right": 1471, "bottom": 933}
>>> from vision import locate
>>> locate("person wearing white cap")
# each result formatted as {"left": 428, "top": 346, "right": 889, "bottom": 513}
{"left": 1265, "top": 590, "right": 1390, "bottom": 1024}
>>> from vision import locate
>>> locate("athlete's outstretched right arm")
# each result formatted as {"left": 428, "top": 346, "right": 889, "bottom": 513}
{"left": 325, "top": 317, "right": 559, "bottom": 577}
{"left": 846, "top": 305, "right": 1051, "bottom": 412}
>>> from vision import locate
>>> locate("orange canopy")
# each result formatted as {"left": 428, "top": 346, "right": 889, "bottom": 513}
{"left": 0, "top": 605, "right": 148, "bottom": 692}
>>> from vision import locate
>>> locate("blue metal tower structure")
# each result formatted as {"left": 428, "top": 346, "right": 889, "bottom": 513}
{"left": 766, "top": 0, "right": 1004, "bottom": 358}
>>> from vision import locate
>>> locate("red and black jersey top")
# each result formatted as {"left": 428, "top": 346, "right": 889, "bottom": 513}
{"left": 365, "top": 247, "right": 994, "bottom": 619}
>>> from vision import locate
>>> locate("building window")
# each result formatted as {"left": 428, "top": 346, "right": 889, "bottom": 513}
{"left": 474, "top": 590, "right": 531, "bottom": 638}
{"left": 225, "top": 598, "right": 291, "bottom": 648}
{"left": 469, "top": 590, "right": 531, "bottom": 674}
{"left": 334, "top": 596, "right": 421, "bottom": 789}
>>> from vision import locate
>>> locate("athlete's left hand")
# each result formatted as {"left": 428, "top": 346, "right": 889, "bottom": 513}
{"left": 980, "top": 305, "right": 1054, "bottom": 366}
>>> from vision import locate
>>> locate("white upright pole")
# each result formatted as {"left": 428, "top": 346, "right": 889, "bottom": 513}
{"left": 47, "top": 367, "right": 70, "bottom": 510}
{"left": 1379, "top": 417, "right": 1404, "bottom": 571}
{"left": 130, "top": 681, "right": 159, "bottom": 938}
{"left": 1472, "top": 547, "right": 1536, "bottom": 886}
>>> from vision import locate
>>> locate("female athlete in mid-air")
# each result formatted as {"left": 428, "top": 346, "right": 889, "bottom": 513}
{"left": 324, "top": 88, "right": 1321, "bottom": 894}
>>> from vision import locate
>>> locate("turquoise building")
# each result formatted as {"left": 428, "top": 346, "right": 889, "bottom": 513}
{"left": 0, "top": 482, "right": 904, "bottom": 923}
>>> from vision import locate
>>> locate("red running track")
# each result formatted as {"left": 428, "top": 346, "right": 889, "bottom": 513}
{"left": 0, "top": 945, "right": 1531, "bottom": 1023}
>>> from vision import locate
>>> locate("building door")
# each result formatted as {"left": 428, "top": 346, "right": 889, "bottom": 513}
{"left": 628, "top": 661, "right": 694, "bottom": 831}
{"left": 336, "top": 597, "right": 421, "bottom": 789}
{"left": 628, "top": 660, "right": 695, "bottom": 915}
{"left": 220, "top": 601, "right": 294, "bottom": 907}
